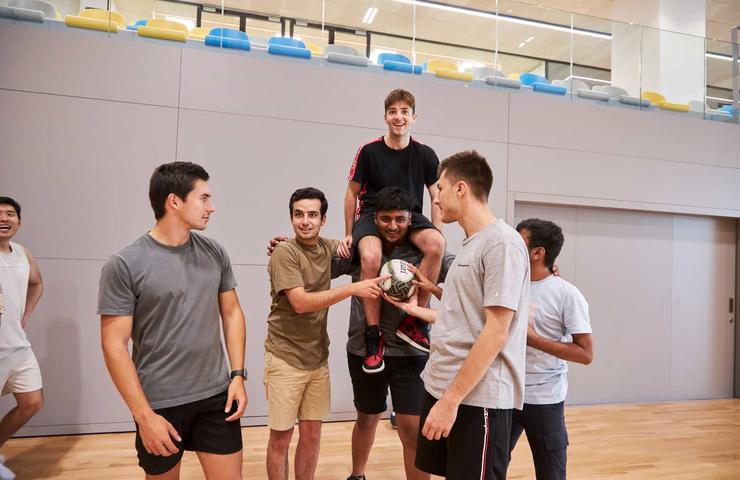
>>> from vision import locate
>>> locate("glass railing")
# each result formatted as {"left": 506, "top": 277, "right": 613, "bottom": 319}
{"left": 9, "top": 0, "right": 737, "bottom": 124}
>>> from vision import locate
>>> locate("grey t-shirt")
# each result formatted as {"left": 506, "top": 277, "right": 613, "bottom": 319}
{"left": 333, "top": 243, "right": 455, "bottom": 357}
{"left": 421, "top": 219, "right": 530, "bottom": 410}
{"left": 97, "top": 232, "right": 238, "bottom": 410}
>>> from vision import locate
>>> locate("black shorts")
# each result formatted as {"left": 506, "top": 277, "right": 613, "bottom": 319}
{"left": 347, "top": 352, "right": 427, "bottom": 415}
{"left": 351, "top": 210, "right": 436, "bottom": 263}
{"left": 135, "top": 390, "right": 243, "bottom": 475}
{"left": 509, "top": 402, "right": 568, "bottom": 480}
{"left": 415, "top": 391, "right": 513, "bottom": 480}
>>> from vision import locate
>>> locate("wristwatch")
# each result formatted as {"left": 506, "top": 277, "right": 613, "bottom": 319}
{"left": 230, "top": 369, "right": 248, "bottom": 381}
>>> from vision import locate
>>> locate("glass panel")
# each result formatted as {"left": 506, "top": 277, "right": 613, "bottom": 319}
{"left": 409, "top": 0, "right": 498, "bottom": 73}
{"left": 568, "top": 12, "right": 614, "bottom": 97}
{"left": 705, "top": 38, "right": 738, "bottom": 123}
{"left": 325, "top": 0, "right": 414, "bottom": 63}
{"left": 496, "top": 0, "right": 574, "bottom": 83}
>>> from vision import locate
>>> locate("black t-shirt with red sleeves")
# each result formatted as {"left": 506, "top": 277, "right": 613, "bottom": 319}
{"left": 348, "top": 136, "right": 439, "bottom": 216}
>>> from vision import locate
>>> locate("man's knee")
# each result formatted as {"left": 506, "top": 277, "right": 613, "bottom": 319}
{"left": 355, "top": 412, "right": 381, "bottom": 430}
{"left": 358, "top": 238, "right": 382, "bottom": 267}
{"left": 414, "top": 230, "right": 445, "bottom": 256}
{"left": 268, "top": 429, "right": 294, "bottom": 452}
{"left": 298, "top": 421, "right": 322, "bottom": 445}
{"left": 18, "top": 390, "right": 44, "bottom": 416}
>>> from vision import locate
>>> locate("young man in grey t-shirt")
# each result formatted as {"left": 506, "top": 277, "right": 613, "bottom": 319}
{"left": 391, "top": 151, "right": 530, "bottom": 480}
{"left": 98, "top": 162, "right": 248, "bottom": 479}
{"left": 509, "top": 218, "right": 593, "bottom": 480}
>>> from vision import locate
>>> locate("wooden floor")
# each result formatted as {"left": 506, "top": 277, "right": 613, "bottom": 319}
{"left": 3, "top": 400, "right": 740, "bottom": 479}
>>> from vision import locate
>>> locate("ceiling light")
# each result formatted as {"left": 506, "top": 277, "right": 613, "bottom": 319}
{"left": 525, "top": 36, "right": 535, "bottom": 43}
{"left": 362, "top": 7, "right": 379, "bottom": 24}
{"left": 518, "top": 42, "right": 526, "bottom": 48}
{"left": 394, "top": 0, "right": 611, "bottom": 40}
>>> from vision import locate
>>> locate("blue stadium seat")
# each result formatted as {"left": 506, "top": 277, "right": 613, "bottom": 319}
{"left": 126, "top": 19, "right": 147, "bottom": 31}
{"left": 377, "top": 53, "right": 421, "bottom": 74}
{"left": 532, "top": 82, "right": 567, "bottom": 95}
{"left": 519, "top": 73, "right": 548, "bottom": 86}
{"left": 268, "top": 36, "right": 311, "bottom": 59}
{"left": 205, "top": 28, "right": 251, "bottom": 51}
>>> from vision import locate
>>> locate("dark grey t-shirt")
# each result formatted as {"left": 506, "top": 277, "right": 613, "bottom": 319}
{"left": 333, "top": 242, "right": 454, "bottom": 357}
{"left": 97, "top": 232, "right": 238, "bottom": 409}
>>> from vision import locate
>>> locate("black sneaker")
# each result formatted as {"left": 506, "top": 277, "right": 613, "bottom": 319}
{"left": 347, "top": 475, "right": 366, "bottom": 480}
{"left": 362, "top": 325, "right": 385, "bottom": 374}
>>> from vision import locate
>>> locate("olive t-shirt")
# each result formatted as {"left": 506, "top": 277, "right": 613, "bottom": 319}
{"left": 266, "top": 237, "right": 339, "bottom": 370}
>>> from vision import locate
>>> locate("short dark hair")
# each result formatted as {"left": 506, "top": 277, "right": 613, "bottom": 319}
{"left": 516, "top": 218, "right": 564, "bottom": 269}
{"left": 438, "top": 150, "right": 493, "bottom": 201}
{"left": 0, "top": 197, "right": 21, "bottom": 220}
{"left": 149, "top": 162, "right": 210, "bottom": 220}
{"left": 375, "top": 187, "right": 414, "bottom": 213}
{"left": 384, "top": 89, "right": 416, "bottom": 113}
{"left": 289, "top": 187, "right": 328, "bottom": 217}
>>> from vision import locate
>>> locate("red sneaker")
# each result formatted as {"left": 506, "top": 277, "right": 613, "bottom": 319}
{"left": 395, "top": 315, "right": 430, "bottom": 353}
{"left": 362, "top": 325, "right": 385, "bottom": 374}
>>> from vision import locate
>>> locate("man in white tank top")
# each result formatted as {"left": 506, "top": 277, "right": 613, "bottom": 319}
{"left": 0, "top": 197, "right": 44, "bottom": 480}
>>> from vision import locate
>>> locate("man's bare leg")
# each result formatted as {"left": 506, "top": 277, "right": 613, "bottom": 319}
{"left": 0, "top": 390, "right": 44, "bottom": 447}
{"left": 198, "top": 450, "right": 242, "bottom": 480}
{"left": 396, "top": 414, "right": 430, "bottom": 480}
{"left": 295, "top": 420, "right": 322, "bottom": 479}
{"left": 408, "top": 229, "right": 445, "bottom": 308}
{"left": 350, "top": 412, "right": 381, "bottom": 478}
{"left": 267, "top": 427, "right": 294, "bottom": 480}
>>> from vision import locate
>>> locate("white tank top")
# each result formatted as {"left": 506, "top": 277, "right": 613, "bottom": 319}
{"left": 0, "top": 241, "right": 31, "bottom": 350}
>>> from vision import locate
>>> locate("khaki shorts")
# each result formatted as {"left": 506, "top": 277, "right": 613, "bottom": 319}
{"left": 263, "top": 351, "right": 330, "bottom": 431}
{"left": 1, "top": 347, "right": 43, "bottom": 396}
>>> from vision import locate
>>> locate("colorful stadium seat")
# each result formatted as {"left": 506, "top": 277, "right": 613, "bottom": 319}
{"left": 268, "top": 36, "right": 311, "bottom": 59}
{"left": 205, "top": 28, "right": 250, "bottom": 51}
{"left": 137, "top": 18, "right": 188, "bottom": 42}
{"left": 65, "top": 8, "right": 125, "bottom": 33}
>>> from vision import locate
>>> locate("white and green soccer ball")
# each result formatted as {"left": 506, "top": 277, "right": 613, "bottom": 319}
{"left": 380, "top": 259, "right": 416, "bottom": 301}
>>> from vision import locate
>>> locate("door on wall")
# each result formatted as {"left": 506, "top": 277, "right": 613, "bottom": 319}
{"left": 514, "top": 203, "right": 736, "bottom": 405}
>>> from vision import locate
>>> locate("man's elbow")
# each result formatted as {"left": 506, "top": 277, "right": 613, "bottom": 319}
{"left": 579, "top": 350, "right": 594, "bottom": 365}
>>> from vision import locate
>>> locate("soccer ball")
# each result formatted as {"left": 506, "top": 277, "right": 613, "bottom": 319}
{"left": 380, "top": 259, "right": 416, "bottom": 301}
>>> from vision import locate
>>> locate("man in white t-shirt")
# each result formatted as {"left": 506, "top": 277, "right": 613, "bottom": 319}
{"left": 509, "top": 218, "right": 594, "bottom": 480}
{"left": 0, "top": 197, "right": 45, "bottom": 480}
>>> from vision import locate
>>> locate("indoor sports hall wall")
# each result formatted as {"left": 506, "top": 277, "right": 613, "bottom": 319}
{"left": 1, "top": 19, "right": 738, "bottom": 436}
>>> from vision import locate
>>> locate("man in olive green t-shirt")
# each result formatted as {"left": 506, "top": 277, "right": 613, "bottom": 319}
{"left": 265, "top": 187, "right": 387, "bottom": 480}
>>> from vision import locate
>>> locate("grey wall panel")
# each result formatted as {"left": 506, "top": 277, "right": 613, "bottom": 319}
{"left": 176, "top": 108, "right": 508, "bottom": 265}
{"left": 233, "top": 265, "right": 270, "bottom": 421}
{"left": 569, "top": 208, "right": 674, "bottom": 403}
{"left": 670, "top": 216, "right": 736, "bottom": 399}
{"left": 179, "top": 48, "right": 509, "bottom": 143}
{"left": 0, "top": 259, "right": 134, "bottom": 436}
{"left": 0, "top": 90, "right": 178, "bottom": 260}
{"left": 509, "top": 93, "right": 740, "bottom": 170}
{"left": 0, "top": 22, "right": 181, "bottom": 106}
{"left": 508, "top": 144, "right": 740, "bottom": 215}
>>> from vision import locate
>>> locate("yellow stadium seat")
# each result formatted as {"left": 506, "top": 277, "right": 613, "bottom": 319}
{"left": 659, "top": 102, "right": 690, "bottom": 113}
{"left": 641, "top": 91, "right": 666, "bottom": 106}
{"left": 305, "top": 42, "right": 322, "bottom": 57}
{"left": 424, "top": 59, "right": 472, "bottom": 81}
{"left": 65, "top": 8, "right": 125, "bottom": 33}
{"left": 189, "top": 27, "right": 211, "bottom": 41}
{"left": 138, "top": 18, "right": 188, "bottom": 42}
{"left": 436, "top": 69, "right": 474, "bottom": 82}
{"left": 425, "top": 59, "right": 457, "bottom": 73}
{"left": 508, "top": 73, "right": 520, "bottom": 80}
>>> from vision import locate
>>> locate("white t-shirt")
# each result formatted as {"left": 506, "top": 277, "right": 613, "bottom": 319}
{"left": 525, "top": 275, "right": 591, "bottom": 405}
{"left": 0, "top": 241, "right": 31, "bottom": 352}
